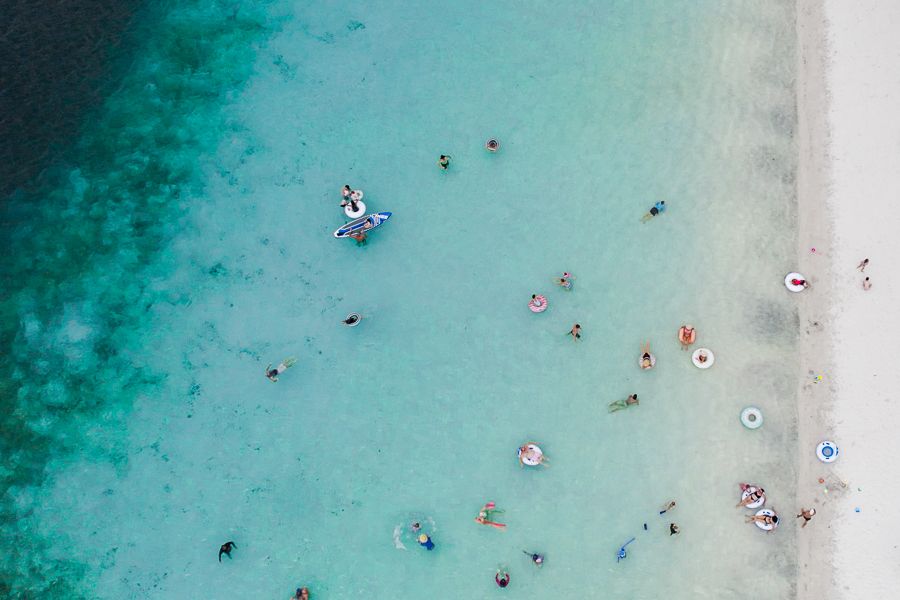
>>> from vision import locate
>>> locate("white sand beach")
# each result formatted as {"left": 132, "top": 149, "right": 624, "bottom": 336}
{"left": 797, "top": 1, "right": 900, "bottom": 597}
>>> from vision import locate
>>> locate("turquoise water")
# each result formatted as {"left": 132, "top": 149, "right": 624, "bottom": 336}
{"left": 2, "top": 1, "right": 801, "bottom": 598}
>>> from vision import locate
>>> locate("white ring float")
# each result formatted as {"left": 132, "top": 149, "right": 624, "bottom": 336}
{"left": 741, "top": 487, "right": 765, "bottom": 509}
{"left": 529, "top": 295, "right": 548, "bottom": 313}
{"left": 784, "top": 272, "right": 807, "bottom": 293}
{"left": 692, "top": 348, "right": 715, "bottom": 369}
{"left": 740, "top": 407, "right": 763, "bottom": 429}
{"left": 344, "top": 313, "right": 361, "bottom": 327}
{"left": 344, "top": 199, "right": 366, "bottom": 218}
{"left": 517, "top": 444, "right": 543, "bottom": 467}
{"left": 754, "top": 509, "right": 778, "bottom": 531}
{"left": 816, "top": 440, "right": 838, "bottom": 463}
{"left": 639, "top": 353, "right": 656, "bottom": 370}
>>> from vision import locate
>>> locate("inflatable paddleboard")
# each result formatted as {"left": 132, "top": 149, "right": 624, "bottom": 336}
{"left": 334, "top": 212, "right": 392, "bottom": 238}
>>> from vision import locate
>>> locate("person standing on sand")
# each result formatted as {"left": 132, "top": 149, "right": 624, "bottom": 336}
{"left": 797, "top": 507, "right": 816, "bottom": 527}
{"left": 863, "top": 277, "right": 872, "bottom": 290}
{"left": 857, "top": 258, "right": 869, "bottom": 271}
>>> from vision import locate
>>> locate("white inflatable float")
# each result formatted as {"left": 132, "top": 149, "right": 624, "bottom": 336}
{"left": 692, "top": 348, "right": 715, "bottom": 369}
{"left": 754, "top": 509, "right": 778, "bottom": 531}
{"left": 344, "top": 190, "right": 366, "bottom": 218}
{"left": 741, "top": 486, "right": 765, "bottom": 509}
{"left": 343, "top": 313, "right": 361, "bottom": 327}
{"left": 639, "top": 353, "right": 656, "bottom": 370}
{"left": 816, "top": 440, "right": 839, "bottom": 463}
{"left": 784, "top": 272, "right": 807, "bottom": 293}
{"left": 517, "top": 443, "right": 544, "bottom": 467}
{"left": 740, "top": 407, "right": 763, "bottom": 429}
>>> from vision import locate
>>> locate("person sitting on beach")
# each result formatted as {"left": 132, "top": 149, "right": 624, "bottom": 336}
{"left": 659, "top": 500, "right": 676, "bottom": 515}
{"left": 736, "top": 487, "right": 765, "bottom": 508}
{"left": 291, "top": 587, "right": 310, "bottom": 600}
{"left": 568, "top": 323, "right": 582, "bottom": 341}
{"left": 745, "top": 511, "right": 778, "bottom": 529}
{"left": 796, "top": 507, "right": 816, "bottom": 528}
{"left": 475, "top": 502, "right": 507, "bottom": 529}
{"left": 678, "top": 325, "right": 696, "bottom": 350}
{"left": 640, "top": 200, "right": 666, "bottom": 222}
{"left": 266, "top": 358, "right": 296, "bottom": 383}
{"left": 495, "top": 569, "right": 510, "bottom": 588}
{"left": 608, "top": 393, "right": 639, "bottom": 413}
{"left": 522, "top": 550, "right": 544, "bottom": 566}
{"left": 640, "top": 342, "right": 654, "bottom": 370}
{"left": 438, "top": 155, "right": 451, "bottom": 170}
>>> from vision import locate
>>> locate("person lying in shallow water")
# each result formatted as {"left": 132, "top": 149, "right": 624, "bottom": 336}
{"left": 608, "top": 393, "right": 639, "bottom": 412}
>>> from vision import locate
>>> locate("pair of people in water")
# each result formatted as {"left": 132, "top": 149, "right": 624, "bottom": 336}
{"left": 475, "top": 502, "right": 507, "bottom": 529}
{"left": 556, "top": 272, "right": 575, "bottom": 290}
{"left": 340, "top": 184, "right": 362, "bottom": 213}
{"left": 291, "top": 588, "right": 310, "bottom": 600}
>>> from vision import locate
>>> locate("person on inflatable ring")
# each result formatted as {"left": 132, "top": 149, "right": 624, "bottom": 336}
{"left": 791, "top": 277, "right": 809, "bottom": 289}
{"left": 745, "top": 511, "right": 779, "bottom": 531}
{"left": 640, "top": 341, "right": 654, "bottom": 370}
{"left": 736, "top": 487, "right": 765, "bottom": 508}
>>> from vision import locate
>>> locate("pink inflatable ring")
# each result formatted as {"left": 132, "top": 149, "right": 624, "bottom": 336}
{"left": 529, "top": 294, "right": 548, "bottom": 313}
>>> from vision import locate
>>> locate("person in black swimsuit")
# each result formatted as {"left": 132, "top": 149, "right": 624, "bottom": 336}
{"left": 219, "top": 541, "right": 236, "bottom": 562}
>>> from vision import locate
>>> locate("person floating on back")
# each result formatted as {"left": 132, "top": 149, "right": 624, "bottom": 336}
{"left": 219, "top": 541, "right": 236, "bottom": 562}
{"left": 640, "top": 200, "right": 666, "bottom": 223}
{"left": 608, "top": 393, "right": 639, "bottom": 413}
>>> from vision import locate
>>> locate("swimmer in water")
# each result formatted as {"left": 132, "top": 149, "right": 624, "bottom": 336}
{"left": 342, "top": 313, "right": 361, "bottom": 326}
{"left": 640, "top": 200, "right": 666, "bottom": 222}
{"left": 218, "top": 541, "right": 236, "bottom": 562}
{"left": 608, "top": 393, "right": 639, "bottom": 413}
{"left": 678, "top": 324, "right": 696, "bottom": 350}
{"left": 438, "top": 154, "right": 451, "bottom": 170}
{"left": 411, "top": 521, "right": 421, "bottom": 533}
{"left": 659, "top": 500, "right": 676, "bottom": 515}
{"left": 418, "top": 533, "right": 435, "bottom": 550}
{"left": 522, "top": 550, "right": 544, "bottom": 566}
{"left": 495, "top": 569, "right": 510, "bottom": 588}
{"left": 485, "top": 139, "right": 500, "bottom": 152}
{"left": 790, "top": 277, "right": 809, "bottom": 289}
{"left": 557, "top": 277, "right": 573, "bottom": 290}
{"left": 266, "top": 357, "right": 297, "bottom": 382}
{"left": 696, "top": 349, "right": 709, "bottom": 364}
{"left": 640, "top": 341, "right": 654, "bottom": 370}
{"left": 669, "top": 523, "right": 680, "bottom": 535}
{"left": 291, "top": 587, "right": 310, "bottom": 600}
{"left": 568, "top": 323, "right": 582, "bottom": 341}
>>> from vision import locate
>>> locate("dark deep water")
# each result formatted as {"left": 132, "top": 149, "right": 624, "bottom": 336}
{"left": 0, "top": 0, "right": 143, "bottom": 197}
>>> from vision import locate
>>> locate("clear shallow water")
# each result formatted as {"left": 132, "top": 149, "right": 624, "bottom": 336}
{"left": 2, "top": 1, "right": 801, "bottom": 598}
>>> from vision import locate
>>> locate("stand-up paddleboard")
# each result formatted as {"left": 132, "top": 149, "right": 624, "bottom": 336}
{"left": 333, "top": 212, "right": 392, "bottom": 238}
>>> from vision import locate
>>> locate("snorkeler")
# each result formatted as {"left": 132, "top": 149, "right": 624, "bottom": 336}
{"left": 568, "top": 323, "right": 582, "bottom": 341}
{"left": 438, "top": 154, "right": 451, "bottom": 170}
{"left": 522, "top": 550, "right": 544, "bottom": 567}
{"left": 218, "top": 541, "right": 236, "bottom": 562}
{"left": 495, "top": 569, "right": 510, "bottom": 588}
{"left": 475, "top": 502, "right": 507, "bottom": 529}
{"left": 608, "top": 393, "right": 639, "bottom": 413}
{"left": 640, "top": 200, "right": 666, "bottom": 222}
{"left": 266, "top": 357, "right": 297, "bottom": 382}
